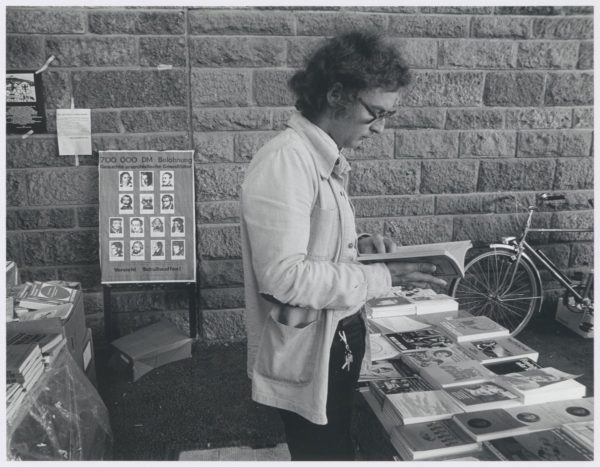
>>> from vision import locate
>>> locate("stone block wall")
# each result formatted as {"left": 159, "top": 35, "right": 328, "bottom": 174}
{"left": 5, "top": 6, "right": 594, "bottom": 344}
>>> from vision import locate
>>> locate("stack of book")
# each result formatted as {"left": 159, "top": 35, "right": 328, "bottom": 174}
{"left": 6, "top": 382, "right": 26, "bottom": 420}
{"left": 15, "top": 281, "right": 80, "bottom": 311}
{"left": 7, "top": 331, "right": 66, "bottom": 368}
{"left": 6, "top": 343, "right": 45, "bottom": 391}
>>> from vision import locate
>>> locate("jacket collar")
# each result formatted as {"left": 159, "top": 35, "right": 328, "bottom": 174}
{"left": 287, "top": 112, "right": 351, "bottom": 179}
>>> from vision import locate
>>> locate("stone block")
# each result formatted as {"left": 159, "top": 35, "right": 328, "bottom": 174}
{"left": 7, "top": 208, "right": 75, "bottom": 230}
{"left": 202, "top": 308, "right": 246, "bottom": 342}
{"left": 562, "top": 6, "right": 594, "bottom": 15}
{"left": 439, "top": 40, "right": 516, "bottom": 69}
{"left": 296, "top": 11, "right": 387, "bottom": 35}
{"left": 19, "top": 267, "right": 59, "bottom": 284}
{"left": 73, "top": 70, "right": 187, "bottom": 108}
{"left": 505, "top": 108, "right": 572, "bottom": 129}
{"left": 286, "top": 37, "right": 325, "bottom": 67}
{"left": 197, "top": 225, "right": 241, "bottom": 259}
{"left": 352, "top": 195, "right": 434, "bottom": 218}
{"left": 453, "top": 213, "right": 548, "bottom": 245}
{"left": 58, "top": 265, "right": 101, "bottom": 289}
{"left": 517, "top": 131, "right": 592, "bottom": 158}
{"left": 573, "top": 108, "right": 593, "bottom": 129}
{"left": 253, "top": 69, "right": 295, "bottom": 106}
{"left": 120, "top": 109, "right": 188, "bottom": 133}
{"left": 435, "top": 194, "right": 487, "bottom": 215}
{"left": 88, "top": 10, "right": 185, "bottom": 34}
{"left": 199, "top": 259, "right": 244, "bottom": 287}
{"left": 189, "top": 37, "right": 286, "bottom": 67}
{"left": 478, "top": 159, "right": 555, "bottom": 192}
{"left": 419, "top": 6, "right": 493, "bottom": 14}
{"left": 397, "top": 71, "right": 485, "bottom": 107}
{"left": 7, "top": 8, "right": 85, "bottom": 33}
{"left": 6, "top": 234, "right": 22, "bottom": 264}
{"left": 22, "top": 230, "right": 99, "bottom": 266}
{"left": 196, "top": 201, "right": 240, "bottom": 224}
{"left": 347, "top": 132, "right": 394, "bottom": 160}
{"left": 570, "top": 243, "right": 593, "bottom": 268}
{"left": 553, "top": 158, "right": 593, "bottom": 190}
{"left": 420, "top": 160, "right": 479, "bottom": 194}
{"left": 577, "top": 41, "right": 593, "bottom": 70}
{"left": 460, "top": 131, "right": 517, "bottom": 158}
{"left": 92, "top": 134, "right": 190, "bottom": 153}
{"left": 42, "top": 71, "right": 72, "bottom": 110}
{"left": 390, "top": 39, "right": 437, "bottom": 69}
{"left": 200, "top": 287, "right": 245, "bottom": 310}
{"left": 90, "top": 111, "right": 122, "bottom": 133}
{"left": 550, "top": 211, "right": 593, "bottom": 242}
{"left": 517, "top": 42, "right": 579, "bottom": 69}
{"left": 77, "top": 206, "right": 99, "bottom": 227}
{"left": 189, "top": 9, "right": 294, "bottom": 35}
{"left": 384, "top": 217, "right": 454, "bottom": 246}
{"left": 348, "top": 161, "right": 419, "bottom": 196}
{"left": 389, "top": 15, "right": 469, "bottom": 38}
{"left": 193, "top": 108, "right": 272, "bottom": 131}
{"left": 6, "top": 172, "right": 29, "bottom": 207}
{"left": 495, "top": 6, "right": 561, "bottom": 15}
{"left": 192, "top": 69, "right": 251, "bottom": 107}
{"left": 140, "top": 37, "right": 187, "bottom": 67}
{"left": 27, "top": 168, "right": 98, "bottom": 206}
{"left": 46, "top": 36, "right": 138, "bottom": 66}
{"left": 387, "top": 108, "right": 445, "bottom": 129}
{"left": 195, "top": 164, "right": 246, "bottom": 201}
{"left": 533, "top": 17, "right": 593, "bottom": 39}
{"left": 395, "top": 130, "right": 458, "bottom": 159}
{"left": 484, "top": 72, "right": 545, "bottom": 106}
{"left": 193, "top": 133, "right": 235, "bottom": 163}
{"left": 6, "top": 137, "right": 67, "bottom": 169}
{"left": 545, "top": 72, "right": 593, "bottom": 106}
{"left": 233, "top": 132, "right": 276, "bottom": 162}
{"left": 446, "top": 109, "right": 504, "bottom": 130}
{"left": 111, "top": 290, "right": 167, "bottom": 312}
{"left": 471, "top": 16, "right": 531, "bottom": 39}
{"left": 7, "top": 35, "right": 45, "bottom": 69}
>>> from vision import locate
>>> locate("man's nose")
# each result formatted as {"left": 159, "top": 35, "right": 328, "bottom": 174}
{"left": 369, "top": 118, "right": 385, "bottom": 134}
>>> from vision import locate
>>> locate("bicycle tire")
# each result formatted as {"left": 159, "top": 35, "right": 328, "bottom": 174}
{"left": 450, "top": 249, "right": 542, "bottom": 336}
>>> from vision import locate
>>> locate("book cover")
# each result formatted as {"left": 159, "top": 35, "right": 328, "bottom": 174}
{"left": 370, "top": 376, "right": 433, "bottom": 398}
{"left": 438, "top": 316, "right": 509, "bottom": 342}
{"left": 458, "top": 337, "right": 539, "bottom": 364}
{"left": 485, "top": 428, "right": 593, "bottom": 461}
{"left": 366, "top": 295, "right": 416, "bottom": 318}
{"left": 391, "top": 286, "right": 459, "bottom": 315}
{"left": 384, "top": 389, "right": 464, "bottom": 424}
{"left": 390, "top": 419, "right": 480, "bottom": 460}
{"left": 357, "top": 240, "right": 472, "bottom": 279}
{"left": 402, "top": 345, "right": 471, "bottom": 370}
{"left": 484, "top": 357, "right": 541, "bottom": 375}
{"left": 368, "top": 314, "right": 430, "bottom": 335}
{"left": 498, "top": 367, "right": 584, "bottom": 403}
{"left": 369, "top": 333, "right": 402, "bottom": 361}
{"left": 359, "top": 360, "right": 407, "bottom": 382}
{"left": 419, "top": 359, "right": 496, "bottom": 389}
{"left": 444, "top": 380, "right": 521, "bottom": 411}
{"left": 560, "top": 420, "right": 594, "bottom": 449}
{"left": 386, "top": 328, "right": 453, "bottom": 352}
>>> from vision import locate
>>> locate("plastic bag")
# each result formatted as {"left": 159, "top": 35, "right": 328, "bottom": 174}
{"left": 6, "top": 345, "right": 113, "bottom": 460}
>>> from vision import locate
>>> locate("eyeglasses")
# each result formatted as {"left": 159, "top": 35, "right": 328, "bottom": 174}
{"left": 357, "top": 97, "right": 397, "bottom": 124}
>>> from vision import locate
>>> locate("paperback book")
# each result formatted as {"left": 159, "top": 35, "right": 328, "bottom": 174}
{"left": 484, "top": 357, "right": 541, "bottom": 375}
{"left": 498, "top": 367, "right": 585, "bottom": 404}
{"left": 368, "top": 315, "right": 430, "bottom": 335}
{"left": 402, "top": 345, "right": 471, "bottom": 371}
{"left": 369, "top": 333, "right": 402, "bottom": 362}
{"left": 444, "top": 380, "right": 521, "bottom": 412}
{"left": 389, "top": 419, "right": 480, "bottom": 461}
{"left": 359, "top": 360, "right": 410, "bottom": 383}
{"left": 357, "top": 240, "right": 472, "bottom": 280}
{"left": 437, "top": 316, "right": 509, "bottom": 342}
{"left": 395, "top": 287, "right": 459, "bottom": 315}
{"left": 458, "top": 337, "right": 539, "bottom": 364}
{"left": 17, "top": 281, "right": 79, "bottom": 310}
{"left": 419, "top": 359, "right": 496, "bottom": 389}
{"left": 560, "top": 420, "right": 594, "bottom": 449}
{"left": 453, "top": 397, "right": 594, "bottom": 442}
{"left": 369, "top": 375, "right": 434, "bottom": 406}
{"left": 381, "top": 389, "right": 464, "bottom": 425}
{"left": 365, "top": 295, "right": 416, "bottom": 318}
{"left": 386, "top": 328, "right": 453, "bottom": 352}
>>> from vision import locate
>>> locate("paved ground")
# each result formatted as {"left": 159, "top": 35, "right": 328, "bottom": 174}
{"left": 96, "top": 307, "right": 594, "bottom": 461}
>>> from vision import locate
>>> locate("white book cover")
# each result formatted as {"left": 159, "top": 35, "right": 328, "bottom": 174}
{"left": 385, "top": 389, "right": 464, "bottom": 424}
{"left": 369, "top": 333, "right": 402, "bottom": 362}
{"left": 498, "top": 367, "right": 585, "bottom": 403}
{"left": 438, "top": 316, "right": 509, "bottom": 342}
{"left": 420, "top": 359, "right": 496, "bottom": 388}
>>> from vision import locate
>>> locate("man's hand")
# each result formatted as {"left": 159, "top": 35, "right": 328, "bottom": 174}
{"left": 386, "top": 262, "right": 447, "bottom": 288}
{"left": 358, "top": 233, "right": 398, "bottom": 254}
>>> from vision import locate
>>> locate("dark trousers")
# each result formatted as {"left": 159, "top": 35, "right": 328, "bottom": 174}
{"left": 278, "top": 314, "right": 366, "bottom": 461}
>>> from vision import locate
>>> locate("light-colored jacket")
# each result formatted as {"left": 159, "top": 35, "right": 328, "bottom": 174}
{"left": 241, "top": 112, "right": 392, "bottom": 425}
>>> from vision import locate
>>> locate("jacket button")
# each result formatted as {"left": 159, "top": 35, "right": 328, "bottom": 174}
{"left": 348, "top": 242, "right": 354, "bottom": 248}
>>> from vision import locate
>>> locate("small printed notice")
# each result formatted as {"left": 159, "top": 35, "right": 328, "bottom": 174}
{"left": 57, "top": 108, "right": 92, "bottom": 156}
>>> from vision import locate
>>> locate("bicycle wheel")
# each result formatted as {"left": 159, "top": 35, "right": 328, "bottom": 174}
{"left": 450, "top": 249, "right": 542, "bottom": 336}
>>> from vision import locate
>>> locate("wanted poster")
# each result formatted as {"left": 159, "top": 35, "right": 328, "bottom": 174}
{"left": 99, "top": 150, "right": 196, "bottom": 283}
{"left": 6, "top": 71, "right": 47, "bottom": 134}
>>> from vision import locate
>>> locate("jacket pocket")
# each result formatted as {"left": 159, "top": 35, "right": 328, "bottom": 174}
{"left": 307, "top": 206, "right": 338, "bottom": 260}
{"left": 254, "top": 309, "right": 321, "bottom": 385}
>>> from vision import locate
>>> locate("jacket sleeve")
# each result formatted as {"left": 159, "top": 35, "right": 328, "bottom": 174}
{"left": 241, "top": 146, "right": 391, "bottom": 311}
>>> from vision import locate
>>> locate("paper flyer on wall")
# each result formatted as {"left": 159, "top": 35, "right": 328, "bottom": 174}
{"left": 6, "top": 71, "right": 47, "bottom": 134}
{"left": 57, "top": 109, "right": 92, "bottom": 156}
{"left": 98, "top": 150, "right": 196, "bottom": 283}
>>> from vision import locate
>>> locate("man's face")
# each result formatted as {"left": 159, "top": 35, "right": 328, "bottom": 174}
{"left": 142, "top": 174, "right": 150, "bottom": 184}
{"left": 121, "top": 173, "right": 131, "bottom": 184}
{"left": 112, "top": 220, "right": 122, "bottom": 230}
{"left": 131, "top": 220, "right": 142, "bottom": 232}
{"left": 111, "top": 245, "right": 119, "bottom": 255}
{"left": 162, "top": 196, "right": 172, "bottom": 207}
{"left": 132, "top": 242, "right": 142, "bottom": 254}
{"left": 122, "top": 196, "right": 131, "bottom": 206}
{"left": 162, "top": 173, "right": 171, "bottom": 185}
{"left": 329, "top": 87, "right": 399, "bottom": 150}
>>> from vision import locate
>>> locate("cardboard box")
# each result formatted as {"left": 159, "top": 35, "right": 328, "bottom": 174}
{"left": 6, "top": 290, "right": 87, "bottom": 358}
{"left": 110, "top": 319, "right": 193, "bottom": 382}
{"left": 555, "top": 299, "right": 593, "bottom": 338}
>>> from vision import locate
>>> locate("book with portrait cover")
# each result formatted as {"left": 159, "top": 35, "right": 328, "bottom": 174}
{"left": 457, "top": 337, "right": 539, "bottom": 364}
{"left": 484, "top": 357, "right": 541, "bottom": 375}
{"left": 386, "top": 328, "right": 453, "bottom": 352}
{"left": 453, "top": 397, "right": 594, "bottom": 442}
{"left": 437, "top": 316, "right": 509, "bottom": 342}
{"left": 402, "top": 345, "right": 471, "bottom": 372}
{"left": 484, "top": 428, "right": 593, "bottom": 461}
{"left": 444, "top": 380, "right": 521, "bottom": 412}
{"left": 389, "top": 419, "right": 480, "bottom": 460}
{"left": 419, "top": 359, "right": 496, "bottom": 389}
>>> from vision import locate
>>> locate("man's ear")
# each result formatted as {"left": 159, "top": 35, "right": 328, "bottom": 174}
{"left": 326, "top": 82, "right": 344, "bottom": 107}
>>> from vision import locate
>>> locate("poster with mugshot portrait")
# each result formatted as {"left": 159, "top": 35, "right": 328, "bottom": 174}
{"left": 98, "top": 150, "right": 196, "bottom": 283}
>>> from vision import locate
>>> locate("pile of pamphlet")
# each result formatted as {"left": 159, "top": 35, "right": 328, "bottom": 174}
{"left": 360, "top": 287, "right": 594, "bottom": 461}
{"left": 6, "top": 343, "right": 44, "bottom": 419}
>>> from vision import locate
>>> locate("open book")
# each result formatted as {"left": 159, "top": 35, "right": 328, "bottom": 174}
{"left": 357, "top": 240, "right": 472, "bottom": 279}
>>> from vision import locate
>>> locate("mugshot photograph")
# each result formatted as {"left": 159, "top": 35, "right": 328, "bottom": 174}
{"left": 160, "top": 170, "right": 174, "bottom": 190}
{"left": 109, "top": 217, "right": 124, "bottom": 238}
{"left": 119, "top": 171, "right": 133, "bottom": 191}
{"left": 119, "top": 194, "right": 133, "bottom": 214}
{"left": 130, "top": 240, "right": 145, "bottom": 260}
{"left": 150, "top": 216, "right": 165, "bottom": 237}
{"left": 160, "top": 193, "right": 174, "bottom": 214}
{"left": 140, "top": 171, "right": 154, "bottom": 191}
{"left": 109, "top": 241, "right": 124, "bottom": 261}
{"left": 130, "top": 217, "right": 144, "bottom": 237}
{"left": 171, "top": 217, "right": 185, "bottom": 237}
{"left": 140, "top": 194, "right": 154, "bottom": 214}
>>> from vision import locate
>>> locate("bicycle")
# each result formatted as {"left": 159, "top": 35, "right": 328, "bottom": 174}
{"left": 450, "top": 192, "right": 594, "bottom": 336}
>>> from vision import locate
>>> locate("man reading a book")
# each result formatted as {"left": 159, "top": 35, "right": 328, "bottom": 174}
{"left": 241, "top": 30, "right": 446, "bottom": 461}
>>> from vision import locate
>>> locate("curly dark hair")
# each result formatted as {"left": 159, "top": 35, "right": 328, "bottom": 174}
{"left": 289, "top": 30, "right": 410, "bottom": 120}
